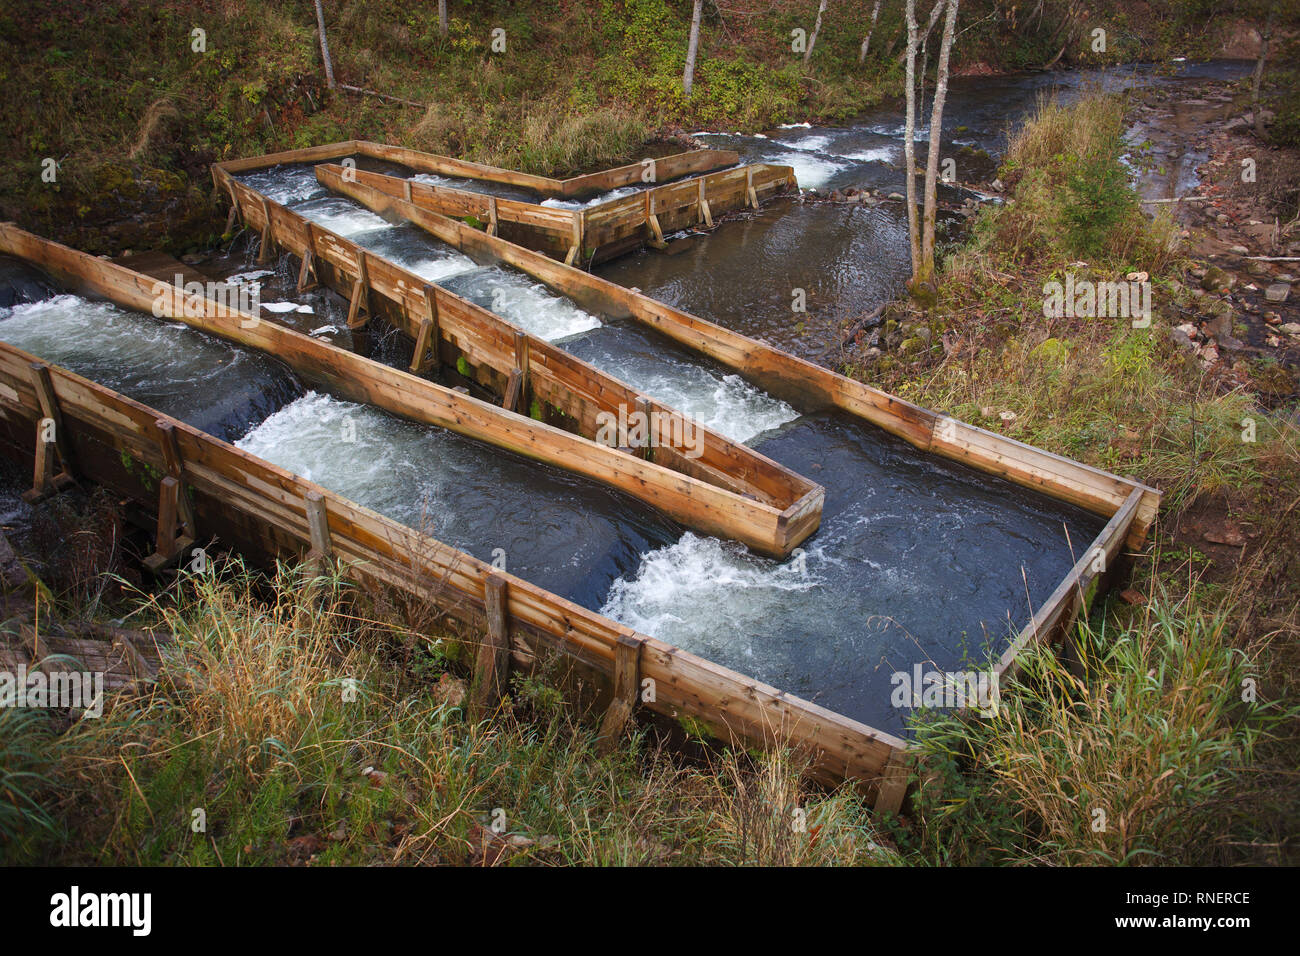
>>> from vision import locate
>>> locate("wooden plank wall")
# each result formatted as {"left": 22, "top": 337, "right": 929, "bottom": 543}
{"left": 211, "top": 140, "right": 739, "bottom": 200}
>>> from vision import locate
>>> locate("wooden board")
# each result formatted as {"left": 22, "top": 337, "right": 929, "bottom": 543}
{"left": 212, "top": 140, "right": 739, "bottom": 200}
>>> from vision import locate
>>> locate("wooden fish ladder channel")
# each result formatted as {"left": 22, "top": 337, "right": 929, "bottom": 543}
{"left": 210, "top": 140, "right": 789, "bottom": 266}
{"left": 0, "top": 226, "right": 909, "bottom": 811}
{"left": 0, "top": 141, "right": 1164, "bottom": 811}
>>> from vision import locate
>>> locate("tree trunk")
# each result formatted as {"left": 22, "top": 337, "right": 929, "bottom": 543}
{"left": 684, "top": 0, "right": 704, "bottom": 95}
{"left": 860, "top": 0, "right": 882, "bottom": 62}
{"left": 314, "top": 0, "right": 335, "bottom": 89}
{"left": 1252, "top": 11, "right": 1273, "bottom": 140}
{"left": 920, "top": 0, "right": 958, "bottom": 284}
{"left": 439, "top": 0, "right": 448, "bottom": 37}
{"left": 904, "top": 0, "right": 921, "bottom": 280}
{"left": 897, "top": 0, "right": 945, "bottom": 62}
{"left": 805, "top": 0, "right": 829, "bottom": 64}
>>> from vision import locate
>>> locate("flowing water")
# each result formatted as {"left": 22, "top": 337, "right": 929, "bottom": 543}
{"left": 208, "top": 61, "right": 1253, "bottom": 732}
{"left": 0, "top": 295, "right": 304, "bottom": 443}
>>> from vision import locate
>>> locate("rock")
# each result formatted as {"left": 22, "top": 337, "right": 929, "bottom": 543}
{"left": 1126, "top": 271, "right": 1149, "bottom": 282}
{"left": 1200, "top": 266, "right": 1232, "bottom": 292}
{"left": 990, "top": 178, "right": 1004, "bottom": 191}
{"left": 887, "top": 192, "right": 905, "bottom": 201}
{"left": 913, "top": 326, "right": 932, "bottom": 343}
{"left": 1277, "top": 273, "right": 1295, "bottom": 283}
{"left": 1175, "top": 322, "right": 1200, "bottom": 340}
{"left": 1216, "top": 213, "right": 1229, "bottom": 225}
{"left": 1264, "top": 312, "right": 1282, "bottom": 325}
{"left": 1119, "top": 588, "right": 1147, "bottom": 606}
{"left": 1202, "top": 311, "right": 1233, "bottom": 339}
{"left": 899, "top": 336, "right": 924, "bottom": 355}
{"left": 1229, "top": 244, "right": 1250, "bottom": 256}
{"left": 1264, "top": 283, "right": 1291, "bottom": 303}
{"left": 1247, "top": 260, "right": 1270, "bottom": 276}
{"left": 1280, "top": 323, "right": 1300, "bottom": 336}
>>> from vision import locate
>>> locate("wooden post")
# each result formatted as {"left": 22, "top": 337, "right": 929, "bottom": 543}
{"left": 597, "top": 634, "right": 642, "bottom": 753}
{"left": 487, "top": 197, "right": 499, "bottom": 237}
{"left": 470, "top": 573, "right": 510, "bottom": 715}
{"left": 635, "top": 396, "right": 653, "bottom": 459}
{"left": 346, "top": 249, "right": 370, "bottom": 329}
{"left": 21, "top": 363, "right": 76, "bottom": 502}
{"left": 257, "top": 197, "right": 275, "bottom": 263}
{"left": 155, "top": 420, "right": 197, "bottom": 537}
{"left": 404, "top": 179, "right": 413, "bottom": 203}
{"left": 143, "top": 477, "right": 196, "bottom": 573}
{"left": 513, "top": 331, "right": 530, "bottom": 413}
{"left": 565, "top": 211, "right": 583, "bottom": 266}
{"left": 697, "top": 177, "right": 713, "bottom": 228}
{"left": 225, "top": 203, "right": 239, "bottom": 235}
{"left": 645, "top": 191, "right": 666, "bottom": 248}
{"left": 304, "top": 490, "right": 331, "bottom": 572}
{"left": 296, "top": 224, "right": 318, "bottom": 292}
{"left": 874, "top": 749, "right": 911, "bottom": 815}
{"left": 410, "top": 283, "right": 441, "bottom": 374}
{"left": 746, "top": 167, "right": 759, "bottom": 209}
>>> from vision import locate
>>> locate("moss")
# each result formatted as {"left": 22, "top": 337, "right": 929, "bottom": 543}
{"left": 456, "top": 355, "right": 471, "bottom": 378}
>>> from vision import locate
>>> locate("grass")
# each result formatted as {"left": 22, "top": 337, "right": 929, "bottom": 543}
{"left": 0, "top": 558, "right": 898, "bottom": 866}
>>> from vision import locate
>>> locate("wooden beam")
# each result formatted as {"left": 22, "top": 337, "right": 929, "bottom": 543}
{"left": 155, "top": 420, "right": 197, "bottom": 542}
{"left": 597, "top": 633, "right": 642, "bottom": 753}
{"left": 874, "top": 748, "right": 911, "bottom": 815}
{"left": 21, "top": 417, "right": 72, "bottom": 503}
{"left": 346, "top": 251, "right": 370, "bottom": 329}
{"left": 297, "top": 223, "right": 319, "bottom": 292}
{"left": 471, "top": 573, "right": 510, "bottom": 715}
{"left": 410, "top": 283, "right": 441, "bottom": 374}
{"left": 487, "top": 197, "right": 499, "bottom": 237}
{"left": 503, "top": 367, "right": 523, "bottom": 413}
{"left": 257, "top": 197, "right": 274, "bottom": 263}
{"left": 746, "top": 167, "right": 759, "bottom": 209}
{"left": 143, "top": 476, "right": 195, "bottom": 573}
{"left": 512, "top": 330, "right": 530, "bottom": 412}
{"left": 698, "top": 178, "right": 713, "bottom": 228}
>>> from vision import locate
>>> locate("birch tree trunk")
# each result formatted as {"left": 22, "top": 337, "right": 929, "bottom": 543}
{"left": 920, "top": 0, "right": 958, "bottom": 285}
{"left": 684, "top": 0, "right": 704, "bottom": 95}
{"left": 860, "top": 0, "right": 882, "bottom": 63}
{"left": 314, "top": 0, "right": 335, "bottom": 89}
{"left": 805, "top": 0, "right": 829, "bottom": 64}
{"left": 903, "top": 0, "right": 921, "bottom": 280}
{"left": 1251, "top": 11, "right": 1273, "bottom": 140}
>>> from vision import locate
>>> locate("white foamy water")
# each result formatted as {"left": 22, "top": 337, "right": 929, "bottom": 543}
{"left": 835, "top": 145, "right": 899, "bottom": 163}
{"left": 573, "top": 336, "right": 798, "bottom": 444}
{"left": 763, "top": 151, "right": 844, "bottom": 189}
{"left": 782, "top": 134, "right": 833, "bottom": 153}
{"left": 236, "top": 392, "right": 443, "bottom": 527}
{"left": 601, "top": 532, "right": 824, "bottom": 666}
{"left": 237, "top": 166, "right": 328, "bottom": 205}
{"left": 441, "top": 266, "right": 602, "bottom": 341}
{"left": 540, "top": 186, "right": 639, "bottom": 210}
{"left": 392, "top": 251, "right": 479, "bottom": 283}
{"left": 291, "top": 197, "right": 394, "bottom": 237}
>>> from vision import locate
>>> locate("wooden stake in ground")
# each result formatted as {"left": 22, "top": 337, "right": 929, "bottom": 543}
{"left": 903, "top": 0, "right": 921, "bottom": 275}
